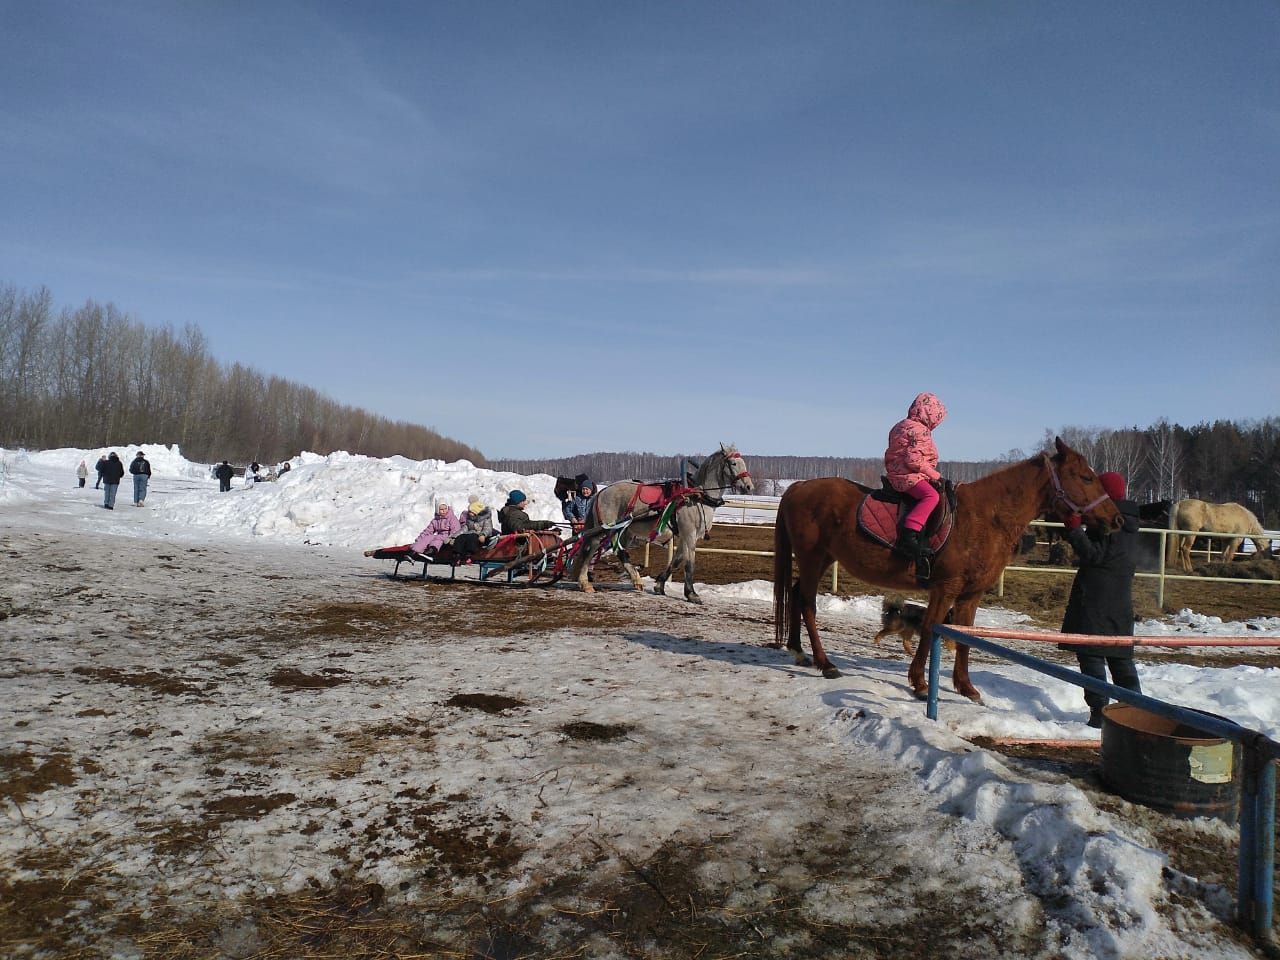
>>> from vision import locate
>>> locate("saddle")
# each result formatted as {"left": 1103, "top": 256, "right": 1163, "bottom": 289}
{"left": 856, "top": 478, "right": 957, "bottom": 555}
{"left": 625, "top": 479, "right": 701, "bottom": 516}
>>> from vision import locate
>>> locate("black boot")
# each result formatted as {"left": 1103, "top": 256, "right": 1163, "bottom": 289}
{"left": 896, "top": 529, "right": 932, "bottom": 582}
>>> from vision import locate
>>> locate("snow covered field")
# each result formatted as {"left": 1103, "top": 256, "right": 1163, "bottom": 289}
{"left": 2, "top": 445, "right": 1278, "bottom": 958}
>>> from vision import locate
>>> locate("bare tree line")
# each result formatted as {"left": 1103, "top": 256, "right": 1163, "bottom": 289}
{"left": 0, "top": 284, "right": 484, "bottom": 465}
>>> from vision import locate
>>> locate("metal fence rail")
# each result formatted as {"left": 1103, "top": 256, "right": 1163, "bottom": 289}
{"left": 925, "top": 624, "right": 1278, "bottom": 943}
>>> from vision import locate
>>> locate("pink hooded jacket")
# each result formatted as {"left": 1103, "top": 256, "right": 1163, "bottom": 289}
{"left": 411, "top": 505, "right": 462, "bottom": 553}
{"left": 884, "top": 392, "right": 947, "bottom": 492}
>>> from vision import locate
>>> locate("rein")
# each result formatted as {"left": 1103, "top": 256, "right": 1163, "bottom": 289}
{"left": 1043, "top": 454, "right": 1109, "bottom": 517}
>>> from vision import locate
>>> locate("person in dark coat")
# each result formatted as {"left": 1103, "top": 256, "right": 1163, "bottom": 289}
{"left": 498, "top": 490, "right": 558, "bottom": 535}
{"left": 99, "top": 452, "right": 126, "bottom": 509}
{"left": 1057, "top": 471, "right": 1142, "bottom": 728}
{"left": 129, "top": 451, "right": 152, "bottom": 506}
{"left": 94, "top": 455, "right": 108, "bottom": 489}
{"left": 215, "top": 460, "right": 235, "bottom": 492}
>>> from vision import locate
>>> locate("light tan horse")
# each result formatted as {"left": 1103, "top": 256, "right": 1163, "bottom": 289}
{"left": 1168, "top": 498, "right": 1272, "bottom": 571}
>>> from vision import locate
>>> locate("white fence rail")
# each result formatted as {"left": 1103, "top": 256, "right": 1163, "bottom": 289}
{"left": 635, "top": 496, "right": 1280, "bottom": 605}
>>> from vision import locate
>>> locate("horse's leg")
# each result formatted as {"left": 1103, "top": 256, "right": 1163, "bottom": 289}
{"left": 680, "top": 527, "right": 701, "bottom": 603}
{"left": 1222, "top": 537, "right": 1241, "bottom": 564}
{"left": 617, "top": 544, "right": 644, "bottom": 591}
{"left": 569, "top": 531, "right": 598, "bottom": 593}
{"left": 652, "top": 537, "right": 681, "bottom": 596}
{"left": 788, "top": 560, "right": 839, "bottom": 678}
{"left": 947, "top": 594, "right": 984, "bottom": 704}
{"left": 907, "top": 588, "right": 961, "bottom": 699}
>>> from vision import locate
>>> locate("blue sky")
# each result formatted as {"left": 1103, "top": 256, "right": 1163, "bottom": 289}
{"left": 3, "top": 2, "right": 1277, "bottom": 460}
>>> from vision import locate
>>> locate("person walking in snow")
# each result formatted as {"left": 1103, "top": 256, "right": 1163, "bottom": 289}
{"left": 100, "top": 452, "right": 125, "bottom": 509}
{"left": 1057, "top": 471, "right": 1143, "bottom": 728}
{"left": 129, "top": 451, "right": 152, "bottom": 506}
{"left": 76, "top": 460, "right": 88, "bottom": 488}
{"left": 214, "top": 460, "right": 235, "bottom": 492}
{"left": 94, "top": 455, "right": 107, "bottom": 489}
{"left": 883, "top": 392, "right": 947, "bottom": 580}
{"left": 410, "top": 502, "right": 462, "bottom": 557}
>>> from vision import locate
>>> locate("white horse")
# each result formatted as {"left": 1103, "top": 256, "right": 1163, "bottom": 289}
{"left": 568, "top": 444, "right": 754, "bottom": 603}
{"left": 1169, "top": 498, "right": 1272, "bottom": 571}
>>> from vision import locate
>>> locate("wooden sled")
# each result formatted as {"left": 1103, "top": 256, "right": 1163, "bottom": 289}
{"left": 364, "top": 531, "right": 564, "bottom": 583}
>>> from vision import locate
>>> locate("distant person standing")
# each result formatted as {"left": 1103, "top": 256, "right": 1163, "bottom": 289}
{"left": 76, "top": 460, "right": 88, "bottom": 488}
{"left": 1058, "top": 471, "right": 1142, "bottom": 728}
{"left": 215, "top": 460, "right": 235, "bottom": 492}
{"left": 129, "top": 451, "right": 152, "bottom": 506}
{"left": 100, "top": 452, "right": 125, "bottom": 509}
{"left": 94, "top": 455, "right": 108, "bottom": 489}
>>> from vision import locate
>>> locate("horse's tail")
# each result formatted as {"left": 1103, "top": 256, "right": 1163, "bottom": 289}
{"left": 774, "top": 499, "right": 793, "bottom": 647}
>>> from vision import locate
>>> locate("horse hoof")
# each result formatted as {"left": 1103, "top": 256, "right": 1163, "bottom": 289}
{"left": 964, "top": 692, "right": 984, "bottom": 705}
{"left": 653, "top": 583, "right": 665, "bottom": 596}
{"left": 912, "top": 688, "right": 929, "bottom": 701}
{"left": 581, "top": 583, "right": 595, "bottom": 594}
{"left": 822, "top": 666, "right": 842, "bottom": 679}
{"left": 685, "top": 594, "right": 702, "bottom": 605}
{"left": 792, "top": 653, "right": 813, "bottom": 668}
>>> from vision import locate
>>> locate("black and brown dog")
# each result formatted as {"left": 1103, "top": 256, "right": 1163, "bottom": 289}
{"left": 873, "top": 596, "right": 955, "bottom": 655}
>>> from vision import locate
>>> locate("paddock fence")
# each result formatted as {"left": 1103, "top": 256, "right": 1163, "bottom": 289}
{"left": 631, "top": 497, "right": 1280, "bottom": 606}
{"left": 925, "top": 624, "right": 1278, "bottom": 944}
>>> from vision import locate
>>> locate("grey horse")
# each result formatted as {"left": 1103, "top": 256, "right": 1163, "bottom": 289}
{"left": 568, "top": 444, "right": 754, "bottom": 603}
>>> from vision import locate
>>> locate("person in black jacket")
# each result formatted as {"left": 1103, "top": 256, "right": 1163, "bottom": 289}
{"left": 1058, "top": 471, "right": 1142, "bottom": 727}
{"left": 129, "top": 451, "right": 152, "bottom": 506}
{"left": 100, "top": 452, "right": 126, "bottom": 509}
{"left": 215, "top": 460, "right": 235, "bottom": 492}
{"left": 94, "top": 455, "right": 108, "bottom": 489}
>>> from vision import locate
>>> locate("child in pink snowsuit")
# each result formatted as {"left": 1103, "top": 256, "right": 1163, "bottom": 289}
{"left": 884, "top": 392, "right": 947, "bottom": 571}
{"left": 411, "top": 502, "right": 462, "bottom": 555}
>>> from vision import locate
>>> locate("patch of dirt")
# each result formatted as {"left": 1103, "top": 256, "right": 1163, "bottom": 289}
{"left": 0, "top": 749, "right": 76, "bottom": 804}
{"left": 282, "top": 601, "right": 433, "bottom": 642}
{"left": 268, "top": 667, "right": 351, "bottom": 690}
{"left": 71, "top": 665, "right": 206, "bottom": 697}
{"left": 444, "top": 693, "right": 525, "bottom": 713}
{"left": 560, "top": 720, "right": 634, "bottom": 742}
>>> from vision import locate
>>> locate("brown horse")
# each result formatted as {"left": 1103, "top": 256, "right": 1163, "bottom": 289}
{"left": 772, "top": 438, "right": 1121, "bottom": 703}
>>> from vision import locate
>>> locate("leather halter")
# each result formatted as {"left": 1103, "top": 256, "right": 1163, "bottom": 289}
{"left": 1044, "top": 454, "right": 1109, "bottom": 516}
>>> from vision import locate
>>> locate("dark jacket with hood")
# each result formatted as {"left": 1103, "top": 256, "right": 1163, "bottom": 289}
{"left": 100, "top": 454, "right": 125, "bottom": 484}
{"left": 214, "top": 462, "right": 235, "bottom": 481}
{"left": 498, "top": 504, "right": 558, "bottom": 535}
{"left": 129, "top": 455, "right": 151, "bottom": 476}
{"left": 1058, "top": 498, "right": 1141, "bottom": 656}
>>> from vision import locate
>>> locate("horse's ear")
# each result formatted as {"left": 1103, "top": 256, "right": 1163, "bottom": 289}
{"left": 1054, "top": 436, "right": 1069, "bottom": 457}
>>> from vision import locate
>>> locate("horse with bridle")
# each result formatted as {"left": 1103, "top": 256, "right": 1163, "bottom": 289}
{"left": 773, "top": 438, "right": 1120, "bottom": 703}
{"left": 568, "top": 444, "right": 754, "bottom": 603}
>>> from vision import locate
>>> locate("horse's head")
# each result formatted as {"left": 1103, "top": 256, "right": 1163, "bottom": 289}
{"left": 1046, "top": 437, "right": 1122, "bottom": 531}
{"left": 718, "top": 443, "right": 755, "bottom": 495}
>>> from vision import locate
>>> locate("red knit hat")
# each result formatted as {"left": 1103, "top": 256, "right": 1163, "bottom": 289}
{"left": 1098, "top": 472, "right": 1126, "bottom": 500}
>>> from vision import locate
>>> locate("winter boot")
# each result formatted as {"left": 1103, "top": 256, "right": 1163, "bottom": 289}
{"left": 896, "top": 528, "right": 932, "bottom": 582}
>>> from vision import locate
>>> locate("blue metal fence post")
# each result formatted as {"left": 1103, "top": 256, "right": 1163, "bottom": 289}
{"left": 1239, "top": 752, "right": 1258, "bottom": 932}
{"left": 1253, "top": 756, "right": 1275, "bottom": 941}
{"left": 926, "top": 628, "right": 942, "bottom": 721}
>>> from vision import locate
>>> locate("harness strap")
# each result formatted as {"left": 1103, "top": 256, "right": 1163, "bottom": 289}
{"left": 1044, "top": 454, "right": 1109, "bottom": 516}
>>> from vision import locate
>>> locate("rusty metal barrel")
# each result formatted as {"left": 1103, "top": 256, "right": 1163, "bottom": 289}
{"left": 1100, "top": 703, "right": 1242, "bottom": 824}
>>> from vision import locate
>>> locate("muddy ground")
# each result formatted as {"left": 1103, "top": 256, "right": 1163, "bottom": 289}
{"left": 1, "top": 518, "right": 1277, "bottom": 960}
